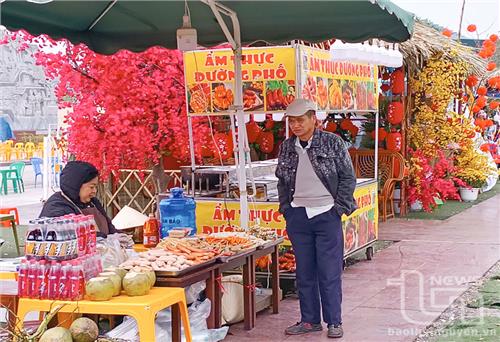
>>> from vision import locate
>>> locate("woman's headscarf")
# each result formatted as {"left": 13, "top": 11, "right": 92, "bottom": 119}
{"left": 60, "top": 161, "right": 99, "bottom": 205}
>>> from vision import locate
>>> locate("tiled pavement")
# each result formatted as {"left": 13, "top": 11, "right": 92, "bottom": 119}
{"left": 225, "top": 194, "right": 500, "bottom": 341}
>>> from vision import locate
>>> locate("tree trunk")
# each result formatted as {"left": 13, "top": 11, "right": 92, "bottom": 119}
{"left": 151, "top": 156, "right": 171, "bottom": 194}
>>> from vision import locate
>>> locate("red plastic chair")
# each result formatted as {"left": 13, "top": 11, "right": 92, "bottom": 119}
{"left": 0, "top": 207, "right": 19, "bottom": 227}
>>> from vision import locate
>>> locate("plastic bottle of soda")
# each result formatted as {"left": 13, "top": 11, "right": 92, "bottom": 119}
{"left": 27, "top": 260, "right": 40, "bottom": 299}
{"left": 64, "top": 219, "right": 78, "bottom": 259}
{"left": 47, "top": 261, "right": 61, "bottom": 300}
{"left": 86, "top": 215, "right": 97, "bottom": 253}
{"left": 143, "top": 213, "right": 160, "bottom": 248}
{"left": 59, "top": 261, "right": 71, "bottom": 300}
{"left": 69, "top": 260, "right": 84, "bottom": 301}
{"left": 37, "top": 260, "right": 49, "bottom": 300}
{"left": 75, "top": 216, "right": 87, "bottom": 257}
{"left": 35, "top": 219, "right": 47, "bottom": 260}
{"left": 17, "top": 259, "right": 29, "bottom": 297}
{"left": 25, "top": 220, "right": 42, "bottom": 259}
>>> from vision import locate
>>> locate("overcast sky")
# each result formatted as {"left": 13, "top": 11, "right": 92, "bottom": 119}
{"left": 392, "top": 0, "right": 500, "bottom": 38}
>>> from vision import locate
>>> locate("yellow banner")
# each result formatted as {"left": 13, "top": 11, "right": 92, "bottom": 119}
{"left": 184, "top": 47, "right": 296, "bottom": 115}
{"left": 195, "top": 181, "right": 378, "bottom": 252}
{"left": 299, "top": 45, "right": 378, "bottom": 112}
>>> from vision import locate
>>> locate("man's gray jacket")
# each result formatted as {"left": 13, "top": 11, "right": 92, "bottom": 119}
{"left": 275, "top": 129, "right": 358, "bottom": 217}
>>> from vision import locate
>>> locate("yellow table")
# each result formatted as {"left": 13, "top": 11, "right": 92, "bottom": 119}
{"left": 17, "top": 287, "right": 192, "bottom": 342}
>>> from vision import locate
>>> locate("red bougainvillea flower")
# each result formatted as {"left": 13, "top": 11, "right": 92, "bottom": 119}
{"left": 466, "top": 24, "right": 476, "bottom": 32}
{"left": 442, "top": 29, "right": 453, "bottom": 37}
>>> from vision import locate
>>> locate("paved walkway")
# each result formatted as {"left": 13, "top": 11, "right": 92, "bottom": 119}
{"left": 225, "top": 194, "right": 500, "bottom": 341}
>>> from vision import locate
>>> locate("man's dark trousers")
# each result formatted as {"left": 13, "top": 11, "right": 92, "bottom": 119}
{"left": 285, "top": 206, "right": 344, "bottom": 325}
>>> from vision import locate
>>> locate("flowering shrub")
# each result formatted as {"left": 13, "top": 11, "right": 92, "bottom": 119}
{"left": 408, "top": 149, "right": 466, "bottom": 211}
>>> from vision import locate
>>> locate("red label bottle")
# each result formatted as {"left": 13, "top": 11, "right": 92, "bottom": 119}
{"left": 143, "top": 213, "right": 160, "bottom": 248}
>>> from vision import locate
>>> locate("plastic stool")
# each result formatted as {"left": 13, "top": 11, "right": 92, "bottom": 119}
{"left": 16, "top": 287, "right": 192, "bottom": 342}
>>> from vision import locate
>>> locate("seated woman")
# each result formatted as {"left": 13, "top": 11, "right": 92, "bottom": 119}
{"left": 40, "top": 161, "right": 117, "bottom": 237}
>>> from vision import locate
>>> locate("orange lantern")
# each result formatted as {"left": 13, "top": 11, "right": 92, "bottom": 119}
{"left": 465, "top": 75, "right": 479, "bottom": 87}
{"left": 325, "top": 121, "right": 337, "bottom": 133}
{"left": 370, "top": 128, "right": 388, "bottom": 141}
{"left": 340, "top": 118, "right": 353, "bottom": 130}
{"left": 489, "top": 101, "right": 499, "bottom": 110}
{"left": 390, "top": 68, "right": 405, "bottom": 94}
{"left": 486, "top": 62, "right": 496, "bottom": 71}
{"left": 246, "top": 120, "right": 262, "bottom": 143}
{"left": 257, "top": 131, "right": 274, "bottom": 154}
{"left": 213, "top": 132, "right": 233, "bottom": 160}
{"left": 387, "top": 101, "right": 404, "bottom": 125}
{"left": 477, "top": 87, "right": 488, "bottom": 96}
{"left": 490, "top": 34, "right": 499, "bottom": 42}
{"left": 467, "top": 24, "right": 477, "bottom": 32}
{"left": 386, "top": 131, "right": 402, "bottom": 152}
{"left": 442, "top": 29, "right": 453, "bottom": 37}
{"left": 476, "top": 96, "right": 487, "bottom": 108}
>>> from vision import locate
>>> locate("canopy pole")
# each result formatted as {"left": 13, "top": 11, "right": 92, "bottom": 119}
{"left": 205, "top": 0, "right": 249, "bottom": 229}
{"left": 188, "top": 115, "right": 196, "bottom": 196}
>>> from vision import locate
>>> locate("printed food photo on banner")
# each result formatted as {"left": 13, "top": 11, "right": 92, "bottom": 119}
{"left": 358, "top": 211, "right": 369, "bottom": 247}
{"left": 301, "top": 75, "right": 317, "bottom": 103}
{"left": 187, "top": 83, "right": 211, "bottom": 114}
{"left": 368, "top": 208, "right": 377, "bottom": 241}
{"left": 344, "top": 216, "right": 359, "bottom": 254}
{"left": 316, "top": 77, "right": 329, "bottom": 110}
{"left": 265, "top": 80, "right": 295, "bottom": 111}
{"left": 243, "top": 81, "right": 264, "bottom": 111}
{"left": 341, "top": 80, "right": 355, "bottom": 110}
{"left": 328, "top": 79, "right": 342, "bottom": 110}
{"left": 355, "top": 82, "right": 368, "bottom": 110}
{"left": 367, "top": 81, "right": 377, "bottom": 111}
{"left": 212, "top": 82, "right": 234, "bottom": 112}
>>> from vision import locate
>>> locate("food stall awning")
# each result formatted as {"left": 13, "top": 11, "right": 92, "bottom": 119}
{"left": 1, "top": 0, "right": 414, "bottom": 55}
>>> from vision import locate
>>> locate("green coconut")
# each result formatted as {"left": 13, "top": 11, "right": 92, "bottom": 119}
{"left": 122, "top": 271, "right": 151, "bottom": 296}
{"left": 85, "top": 276, "right": 114, "bottom": 301}
{"left": 104, "top": 266, "right": 127, "bottom": 280}
{"left": 39, "top": 327, "right": 72, "bottom": 342}
{"left": 70, "top": 317, "right": 99, "bottom": 342}
{"left": 99, "top": 272, "right": 122, "bottom": 296}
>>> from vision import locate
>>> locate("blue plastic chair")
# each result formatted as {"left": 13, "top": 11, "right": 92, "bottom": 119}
{"left": 31, "top": 157, "right": 43, "bottom": 188}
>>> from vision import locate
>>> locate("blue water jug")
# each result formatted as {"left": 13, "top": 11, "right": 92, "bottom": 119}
{"left": 159, "top": 187, "right": 196, "bottom": 238}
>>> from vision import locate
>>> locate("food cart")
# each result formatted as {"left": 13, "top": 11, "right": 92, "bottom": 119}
{"left": 183, "top": 44, "right": 380, "bottom": 261}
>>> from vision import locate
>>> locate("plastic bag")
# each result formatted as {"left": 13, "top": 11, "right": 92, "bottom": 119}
{"left": 185, "top": 281, "right": 207, "bottom": 304}
{"left": 106, "top": 298, "right": 229, "bottom": 342}
{"left": 97, "top": 234, "right": 128, "bottom": 268}
{"left": 221, "top": 275, "right": 244, "bottom": 325}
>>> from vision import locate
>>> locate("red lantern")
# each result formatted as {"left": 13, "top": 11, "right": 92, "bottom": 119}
{"left": 477, "top": 86, "right": 488, "bottom": 96}
{"left": 390, "top": 69, "right": 405, "bottom": 94}
{"left": 476, "top": 96, "right": 487, "bottom": 108}
{"left": 340, "top": 118, "right": 354, "bottom": 130}
{"left": 442, "top": 29, "right": 453, "bottom": 37}
{"left": 387, "top": 101, "right": 404, "bottom": 125}
{"left": 489, "top": 101, "right": 499, "bottom": 110}
{"left": 213, "top": 132, "right": 233, "bottom": 160}
{"left": 465, "top": 75, "right": 478, "bottom": 88}
{"left": 467, "top": 24, "right": 476, "bottom": 32}
{"left": 348, "top": 126, "right": 359, "bottom": 138}
{"left": 486, "top": 62, "right": 496, "bottom": 71}
{"left": 386, "top": 131, "right": 402, "bottom": 152}
{"left": 257, "top": 131, "right": 274, "bottom": 154}
{"left": 325, "top": 121, "right": 337, "bottom": 133}
{"left": 490, "top": 34, "right": 498, "bottom": 42}
{"left": 370, "top": 128, "right": 387, "bottom": 141}
{"left": 246, "top": 120, "right": 262, "bottom": 143}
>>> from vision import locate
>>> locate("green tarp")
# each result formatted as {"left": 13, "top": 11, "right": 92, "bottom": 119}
{"left": 1, "top": 0, "right": 414, "bottom": 54}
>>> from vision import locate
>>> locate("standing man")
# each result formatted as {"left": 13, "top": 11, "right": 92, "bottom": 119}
{"left": 276, "top": 99, "right": 357, "bottom": 338}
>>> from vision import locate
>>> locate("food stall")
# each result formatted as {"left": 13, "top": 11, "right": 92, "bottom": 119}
{"left": 183, "top": 44, "right": 380, "bottom": 262}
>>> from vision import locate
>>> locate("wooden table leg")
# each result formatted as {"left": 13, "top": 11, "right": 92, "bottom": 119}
{"left": 172, "top": 303, "right": 181, "bottom": 342}
{"left": 205, "top": 269, "right": 215, "bottom": 329}
{"left": 243, "top": 254, "right": 256, "bottom": 330}
{"left": 271, "top": 245, "right": 280, "bottom": 314}
{"left": 213, "top": 267, "right": 222, "bottom": 328}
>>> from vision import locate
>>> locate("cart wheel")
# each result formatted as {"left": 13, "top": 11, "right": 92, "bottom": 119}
{"left": 366, "top": 247, "right": 374, "bottom": 261}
